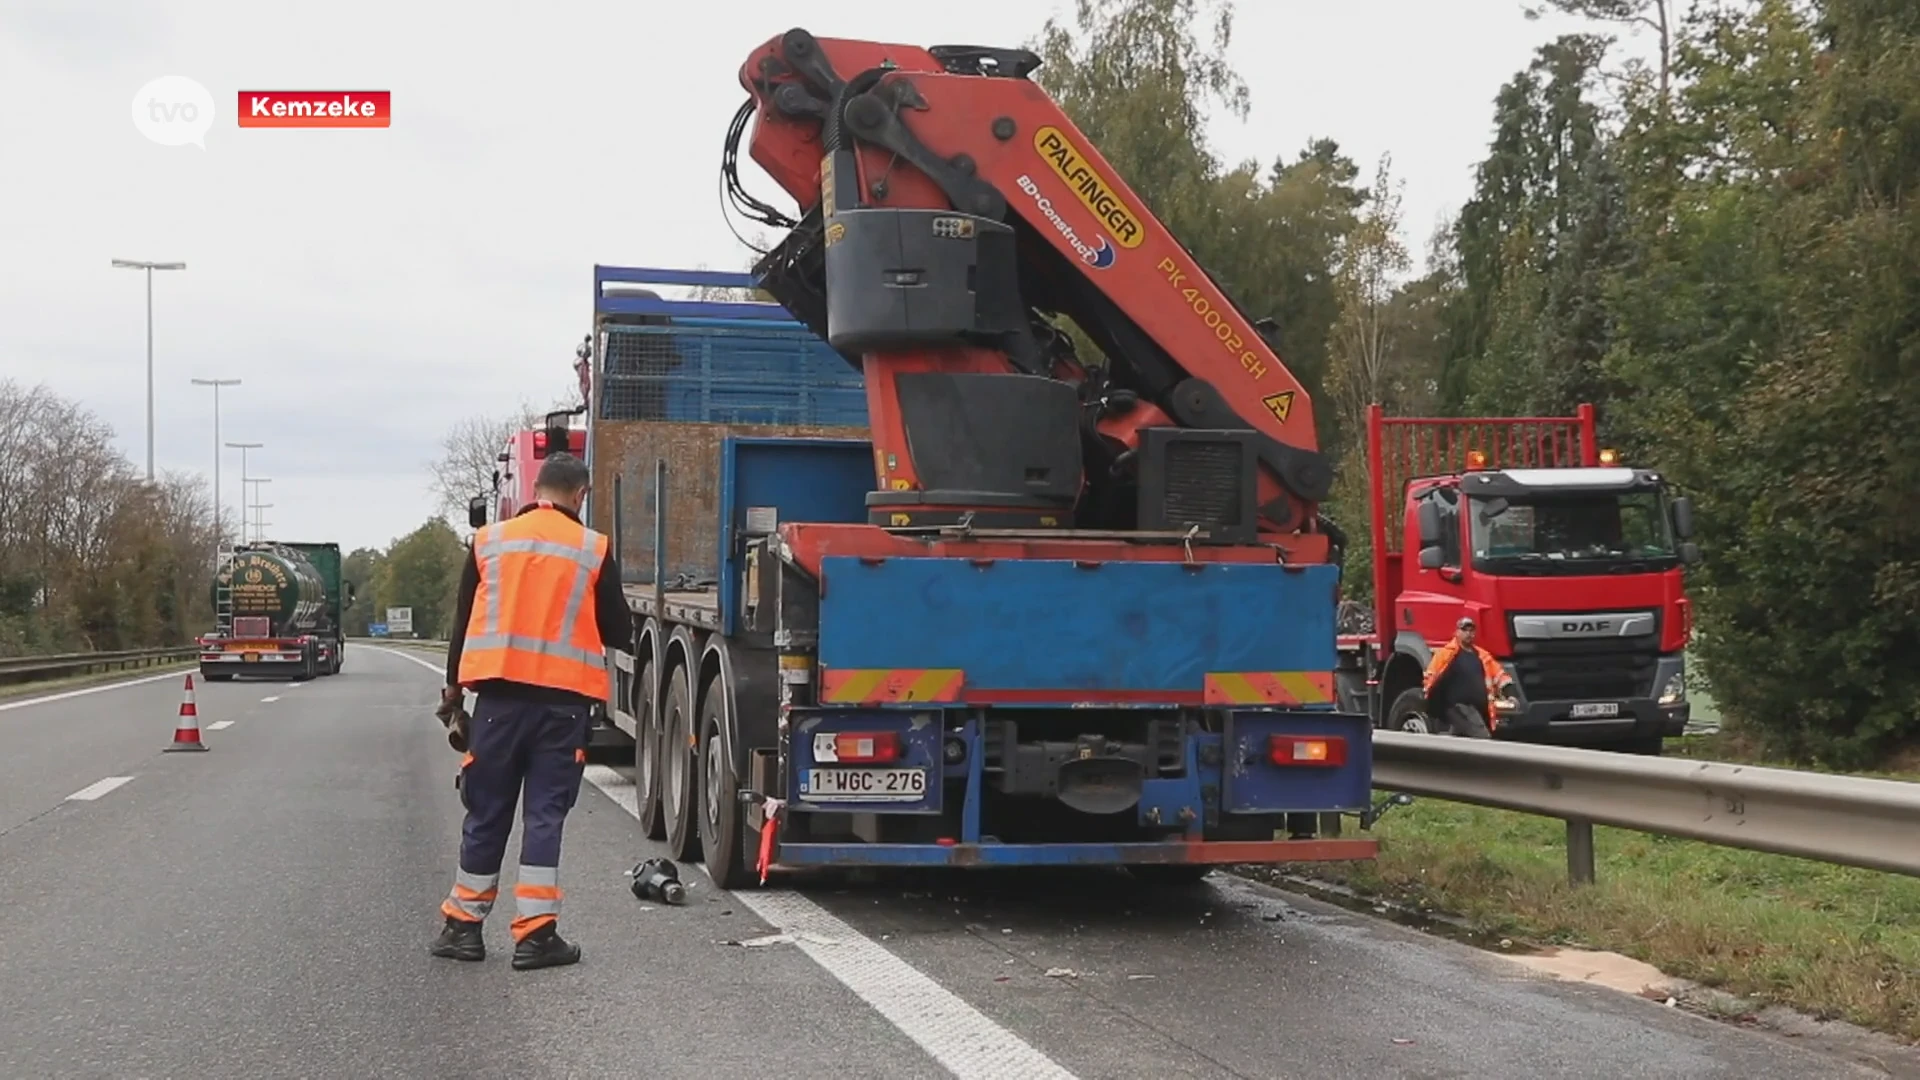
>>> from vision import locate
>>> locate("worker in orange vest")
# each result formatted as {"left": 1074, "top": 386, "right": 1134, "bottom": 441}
{"left": 1421, "top": 616, "right": 1516, "bottom": 738}
{"left": 430, "top": 453, "right": 632, "bottom": 970}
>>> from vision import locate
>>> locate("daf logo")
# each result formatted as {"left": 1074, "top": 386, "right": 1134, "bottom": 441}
{"left": 1562, "top": 620, "right": 1611, "bottom": 634}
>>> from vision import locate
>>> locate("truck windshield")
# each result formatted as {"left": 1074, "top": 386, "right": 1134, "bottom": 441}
{"left": 1469, "top": 490, "right": 1676, "bottom": 574}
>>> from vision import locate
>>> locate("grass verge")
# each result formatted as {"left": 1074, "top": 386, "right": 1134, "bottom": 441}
{"left": 1249, "top": 733, "right": 1920, "bottom": 1042}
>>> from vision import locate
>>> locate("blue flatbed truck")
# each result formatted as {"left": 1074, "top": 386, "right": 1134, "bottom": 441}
{"left": 585, "top": 266, "right": 1380, "bottom": 888}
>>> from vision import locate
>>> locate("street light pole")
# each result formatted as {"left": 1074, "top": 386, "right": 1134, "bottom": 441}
{"left": 112, "top": 259, "right": 187, "bottom": 482}
{"left": 225, "top": 441, "right": 262, "bottom": 542}
{"left": 190, "top": 378, "right": 240, "bottom": 545}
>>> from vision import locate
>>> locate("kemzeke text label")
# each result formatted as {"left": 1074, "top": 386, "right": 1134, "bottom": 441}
{"left": 237, "top": 91, "right": 391, "bottom": 128}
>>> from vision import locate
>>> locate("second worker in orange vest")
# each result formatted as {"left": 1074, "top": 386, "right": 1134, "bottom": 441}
{"left": 429, "top": 452, "right": 632, "bottom": 970}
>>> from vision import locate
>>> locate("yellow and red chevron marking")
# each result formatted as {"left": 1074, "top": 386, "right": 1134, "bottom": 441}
{"left": 819, "top": 668, "right": 965, "bottom": 704}
{"left": 1203, "top": 671, "right": 1336, "bottom": 706}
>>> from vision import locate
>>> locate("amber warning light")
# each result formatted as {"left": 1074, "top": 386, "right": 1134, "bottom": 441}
{"left": 1464, "top": 449, "right": 1489, "bottom": 471}
{"left": 237, "top": 91, "right": 391, "bottom": 128}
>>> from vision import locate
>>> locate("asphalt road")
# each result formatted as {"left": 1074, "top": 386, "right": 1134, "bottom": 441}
{"left": 1, "top": 646, "right": 1909, "bottom": 1080}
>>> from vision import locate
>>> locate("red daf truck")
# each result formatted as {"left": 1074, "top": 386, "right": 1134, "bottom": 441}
{"left": 1334, "top": 404, "right": 1701, "bottom": 754}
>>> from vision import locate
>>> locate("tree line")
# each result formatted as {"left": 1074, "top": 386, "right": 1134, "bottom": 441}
{"left": 1034, "top": 0, "right": 1916, "bottom": 765}
{"left": 0, "top": 380, "right": 221, "bottom": 655}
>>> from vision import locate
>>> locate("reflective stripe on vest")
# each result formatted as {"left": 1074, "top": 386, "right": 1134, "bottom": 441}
{"left": 457, "top": 508, "right": 610, "bottom": 697}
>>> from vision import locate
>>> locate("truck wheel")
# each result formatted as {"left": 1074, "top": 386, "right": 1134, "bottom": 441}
{"left": 635, "top": 657, "right": 668, "bottom": 841}
{"left": 1386, "top": 688, "right": 1438, "bottom": 734}
{"left": 661, "top": 663, "right": 703, "bottom": 863}
{"left": 697, "top": 675, "right": 752, "bottom": 890}
{"left": 332, "top": 646, "right": 345, "bottom": 675}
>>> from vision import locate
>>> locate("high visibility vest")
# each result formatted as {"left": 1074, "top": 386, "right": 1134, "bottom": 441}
{"left": 457, "top": 505, "right": 611, "bottom": 700}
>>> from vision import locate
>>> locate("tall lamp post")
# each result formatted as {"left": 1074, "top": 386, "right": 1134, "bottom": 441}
{"left": 225, "top": 441, "right": 262, "bottom": 541}
{"left": 111, "top": 259, "right": 187, "bottom": 482}
{"left": 250, "top": 502, "right": 275, "bottom": 541}
{"left": 190, "top": 377, "right": 240, "bottom": 545}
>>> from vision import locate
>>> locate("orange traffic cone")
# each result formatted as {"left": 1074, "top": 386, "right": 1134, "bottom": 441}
{"left": 165, "top": 674, "right": 209, "bottom": 753}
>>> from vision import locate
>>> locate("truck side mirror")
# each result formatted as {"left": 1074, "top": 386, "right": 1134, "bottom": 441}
{"left": 1416, "top": 501, "right": 1443, "bottom": 547}
{"left": 344, "top": 581, "right": 356, "bottom": 608}
{"left": 1670, "top": 496, "right": 1696, "bottom": 540}
{"left": 1418, "top": 545, "right": 1445, "bottom": 570}
{"left": 1679, "top": 541, "right": 1701, "bottom": 566}
{"left": 491, "top": 469, "right": 500, "bottom": 489}
{"left": 468, "top": 495, "right": 489, "bottom": 530}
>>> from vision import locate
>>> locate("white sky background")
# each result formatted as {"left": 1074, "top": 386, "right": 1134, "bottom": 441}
{"left": 0, "top": 0, "right": 1658, "bottom": 553}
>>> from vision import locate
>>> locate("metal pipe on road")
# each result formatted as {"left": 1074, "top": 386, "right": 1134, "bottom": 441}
{"left": 1371, "top": 731, "right": 1920, "bottom": 882}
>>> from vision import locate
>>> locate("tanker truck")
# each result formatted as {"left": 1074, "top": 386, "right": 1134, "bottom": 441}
{"left": 198, "top": 541, "right": 354, "bottom": 681}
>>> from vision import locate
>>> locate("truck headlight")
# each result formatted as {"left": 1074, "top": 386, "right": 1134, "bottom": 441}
{"left": 1658, "top": 671, "right": 1687, "bottom": 707}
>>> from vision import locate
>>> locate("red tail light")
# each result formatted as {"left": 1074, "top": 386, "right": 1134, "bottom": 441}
{"left": 532, "top": 431, "right": 549, "bottom": 456}
{"left": 831, "top": 732, "right": 900, "bottom": 763}
{"left": 1269, "top": 735, "right": 1348, "bottom": 767}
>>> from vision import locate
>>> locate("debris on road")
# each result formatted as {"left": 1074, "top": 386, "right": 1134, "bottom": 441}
{"left": 718, "top": 931, "right": 843, "bottom": 949}
{"left": 628, "top": 857, "right": 687, "bottom": 905}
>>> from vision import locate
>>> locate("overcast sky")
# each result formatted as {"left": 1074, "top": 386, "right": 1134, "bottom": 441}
{"left": 0, "top": 0, "right": 1654, "bottom": 553}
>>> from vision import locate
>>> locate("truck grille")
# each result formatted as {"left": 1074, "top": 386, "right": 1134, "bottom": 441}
{"left": 1511, "top": 635, "right": 1660, "bottom": 701}
{"left": 1162, "top": 440, "right": 1246, "bottom": 529}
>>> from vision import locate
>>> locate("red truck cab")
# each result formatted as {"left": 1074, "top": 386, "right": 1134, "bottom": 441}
{"left": 1337, "top": 404, "right": 1701, "bottom": 754}
{"left": 475, "top": 409, "right": 587, "bottom": 527}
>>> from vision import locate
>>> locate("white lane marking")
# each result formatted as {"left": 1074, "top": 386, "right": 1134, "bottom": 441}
{"left": 0, "top": 669, "right": 190, "bottom": 715}
{"left": 580, "top": 774, "right": 1077, "bottom": 1080}
{"left": 207, "top": 720, "right": 235, "bottom": 731}
{"left": 582, "top": 765, "right": 637, "bottom": 816}
{"left": 383, "top": 648, "right": 1078, "bottom": 1080}
{"left": 260, "top": 696, "right": 280, "bottom": 703}
{"left": 373, "top": 646, "right": 448, "bottom": 677}
{"left": 67, "top": 776, "right": 134, "bottom": 801}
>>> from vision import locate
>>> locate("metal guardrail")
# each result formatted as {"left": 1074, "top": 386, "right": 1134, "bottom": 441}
{"left": 1370, "top": 731, "right": 1920, "bottom": 884}
{"left": 0, "top": 646, "right": 198, "bottom": 688}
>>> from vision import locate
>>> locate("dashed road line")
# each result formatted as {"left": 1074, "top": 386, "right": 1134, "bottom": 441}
{"left": 384, "top": 646, "right": 1079, "bottom": 1080}
{"left": 260, "top": 696, "right": 280, "bottom": 703}
{"left": 67, "top": 777, "right": 134, "bottom": 802}
{"left": 207, "top": 720, "right": 235, "bottom": 731}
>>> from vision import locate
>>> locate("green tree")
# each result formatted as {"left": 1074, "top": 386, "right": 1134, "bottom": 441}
{"left": 340, "top": 547, "right": 387, "bottom": 636}
{"left": 1031, "top": 0, "right": 1369, "bottom": 444}
{"left": 376, "top": 519, "right": 466, "bottom": 639}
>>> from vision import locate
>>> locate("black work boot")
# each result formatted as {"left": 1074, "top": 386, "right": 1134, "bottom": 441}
{"left": 511, "top": 924, "right": 582, "bottom": 971}
{"left": 428, "top": 916, "right": 486, "bottom": 961}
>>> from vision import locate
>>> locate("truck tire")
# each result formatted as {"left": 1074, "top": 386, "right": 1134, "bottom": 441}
{"left": 697, "top": 674, "right": 753, "bottom": 889}
{"left": 1386, "top": 687, "right": 1438, "bottom": 734}
{"left": 661, "top": 663, "right": 703, "bottom": 863}
{"left": 634, "top": 656, "right": 668, "bottom": 841}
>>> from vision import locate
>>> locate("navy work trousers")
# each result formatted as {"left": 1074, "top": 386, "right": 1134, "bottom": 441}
{"left": 458, "top": 695, "right": 591, "bottom": 877}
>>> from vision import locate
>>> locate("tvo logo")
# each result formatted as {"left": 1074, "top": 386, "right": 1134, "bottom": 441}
{"left": 132, "top": 76, "right": 215, "bottom": 149}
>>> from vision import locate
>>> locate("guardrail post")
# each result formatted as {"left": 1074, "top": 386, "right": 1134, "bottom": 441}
{"left": 1566, "top": 819, "right": 1596, "bottom": 886}
{"left": 1319, "top": 812, "right": 1343, "bottom": 837}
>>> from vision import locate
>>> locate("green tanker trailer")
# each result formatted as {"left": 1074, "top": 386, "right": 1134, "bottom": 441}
{"left": 198, "top": 541, "right": 354, "bottom": 681}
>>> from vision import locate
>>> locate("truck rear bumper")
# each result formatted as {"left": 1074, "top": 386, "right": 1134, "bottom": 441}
{"left": 773, "top": 837, "right": 1379, "bottom": 869}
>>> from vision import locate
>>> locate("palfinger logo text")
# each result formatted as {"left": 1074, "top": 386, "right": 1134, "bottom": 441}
{"left": 237, "top": 91, "right": 391, "bottom": 128}
{"left": 1032, "top": 125, "right": 1143, "bottom": 249}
